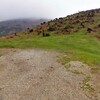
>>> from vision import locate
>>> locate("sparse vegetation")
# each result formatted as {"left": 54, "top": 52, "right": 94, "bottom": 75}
{"left": 64, "top": 65, "right": 71, "bottom": 69}
{"left": 71, "top": 70, "right": 84, "bottom": 75}
{"left": 90, "top": 67, "right": 100, "bottom": 74}
{"left": 81, "top": 76, "right": 95, "bottom": 92}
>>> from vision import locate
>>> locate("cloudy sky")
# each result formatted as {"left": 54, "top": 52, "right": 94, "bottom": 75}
{"left": 0, "top": 0, "right": 100, "bottom": 21}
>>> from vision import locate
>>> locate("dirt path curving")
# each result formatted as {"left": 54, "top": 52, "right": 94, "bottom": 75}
{"left": 0, "top": 49, "right": 99, "bottom": 100}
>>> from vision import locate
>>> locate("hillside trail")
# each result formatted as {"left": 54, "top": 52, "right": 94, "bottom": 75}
{"left": 0, "top": 48, "right": 99, "bottom": 100}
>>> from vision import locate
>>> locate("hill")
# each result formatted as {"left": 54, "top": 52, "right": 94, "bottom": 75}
{"left": 0, "top": 18, "right": 48, "bottom": 36}
{"left": 33, "top": 8, "right": 100, "bottom": 38}
{"left": 0, "top": 8, "right": 100, "bottom": 100}
{"left": 0, "top": 8, "right": 100, "bottom": 66}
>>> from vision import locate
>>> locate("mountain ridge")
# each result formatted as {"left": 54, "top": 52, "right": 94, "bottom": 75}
{"left": 0, "top": 18, "right": 48, "bottom": 36}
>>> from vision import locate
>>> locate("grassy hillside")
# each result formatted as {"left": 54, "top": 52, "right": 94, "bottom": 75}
{"left": 0, "top": 8, "right": 100, "bottom": 66}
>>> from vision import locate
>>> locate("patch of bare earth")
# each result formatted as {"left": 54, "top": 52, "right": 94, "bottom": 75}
{"left": 0, "top": 49, "right": 99, "bottom": 100}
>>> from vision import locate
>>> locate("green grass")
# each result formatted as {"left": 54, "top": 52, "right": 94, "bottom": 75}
{"left": 0, "top": 31, "right": 100, "bottom": 66}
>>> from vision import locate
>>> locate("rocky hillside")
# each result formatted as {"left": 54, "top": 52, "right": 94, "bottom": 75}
{"left": 32, "top": 8, "right": 100, "bottom": 38}
{"left": 0, "top": 18, "right": 48, "bottom": 36}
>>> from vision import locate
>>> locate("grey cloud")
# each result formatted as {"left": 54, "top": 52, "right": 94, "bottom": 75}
{"left": 0, "top": 0, "right": 100, "bottom": 21}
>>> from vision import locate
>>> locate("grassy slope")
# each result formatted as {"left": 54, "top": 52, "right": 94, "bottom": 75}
{"left": 0, "top": 30, "right": 100, "bottom": 66}
{"left": 0, "top": 9, "right": 100, "bottom": 66}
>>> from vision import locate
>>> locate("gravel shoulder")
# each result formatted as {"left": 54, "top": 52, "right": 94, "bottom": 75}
{"left": 0, "top": 48, "right": 99, "bottom": 100}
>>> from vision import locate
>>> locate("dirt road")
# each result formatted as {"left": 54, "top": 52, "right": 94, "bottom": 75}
{"left": 0, "top": 49, "right": 99, "bottom": 100}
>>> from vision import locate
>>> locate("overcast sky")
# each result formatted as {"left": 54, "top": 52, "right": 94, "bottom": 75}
{"left": 0, "top": 0, "right": 100, "bottom": 21}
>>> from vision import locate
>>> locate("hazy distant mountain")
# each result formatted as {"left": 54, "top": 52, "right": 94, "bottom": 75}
{"left": 0, "top": 18, "right": 48, "bottom": 36}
